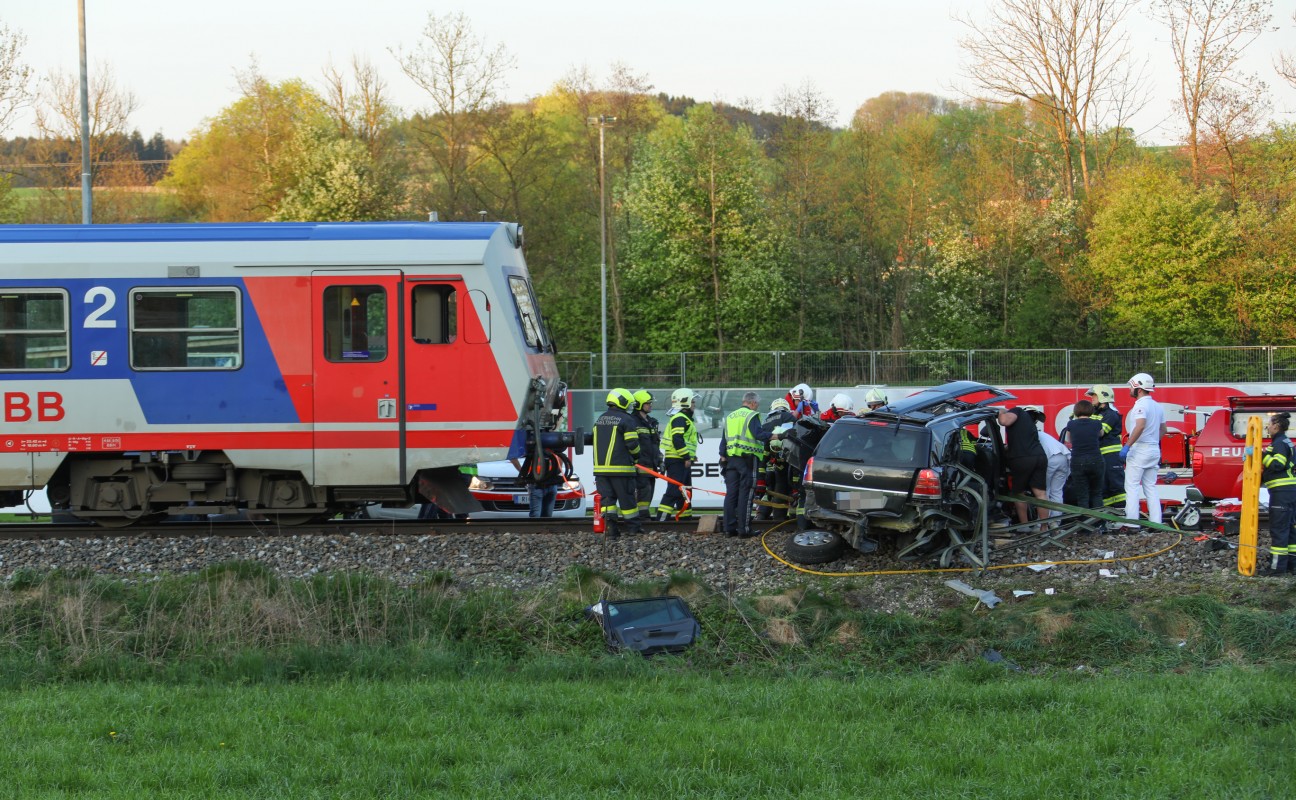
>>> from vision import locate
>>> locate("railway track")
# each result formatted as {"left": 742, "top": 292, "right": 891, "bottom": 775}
{"left": 0, "top": 516, "right": 786, "bottom": 541}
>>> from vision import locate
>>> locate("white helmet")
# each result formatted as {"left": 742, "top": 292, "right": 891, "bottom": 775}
{"left": 790, "top": 383, "right": 813, "bottom": 402}
{"left": 770, "top": 398, "right": 791, "bottom": 413}
{"left": 864, "top": 387, "right": 888, "bottom": 408}
{"left": 670, "top": 387, "right": 695, "bottom": 409}
{"left": 829, "top": 393, "right": 854, "bottom": 413}
{"left": 1128, "top": 373, "right": 1155, "bottom": 394}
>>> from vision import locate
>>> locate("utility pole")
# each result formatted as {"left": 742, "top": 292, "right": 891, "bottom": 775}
{"left": 588, "top": 115, "right": 615, "bottom": 390}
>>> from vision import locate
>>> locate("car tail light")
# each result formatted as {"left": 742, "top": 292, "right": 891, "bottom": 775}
{"left": 804, "top": 457, "right": 814, "bottom": 483}
{"left": 913, "top": 468, "right": 941, "bottom": 500}
{"left": 1191, "top": 449, "right": 1203, "bottom": 473}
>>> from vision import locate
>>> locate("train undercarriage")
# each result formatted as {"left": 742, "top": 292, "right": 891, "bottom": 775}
{"left": 42, "top": 452, "right": 472, "bottom": 528}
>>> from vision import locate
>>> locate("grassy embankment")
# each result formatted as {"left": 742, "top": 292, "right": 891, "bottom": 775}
{"left": 1, "top": 564, "right": 1293, "bottom": 796}
{"left": 6, "top": 671, "right": 1293, "bottom": 798}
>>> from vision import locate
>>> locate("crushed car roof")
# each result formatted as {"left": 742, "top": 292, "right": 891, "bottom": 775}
{"left": 867, "top": 381, "right": 1018, "bottom": 423}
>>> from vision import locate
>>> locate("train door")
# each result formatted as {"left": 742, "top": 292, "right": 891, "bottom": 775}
{"left": 311, "top": 271, "right": 404, "bottom": 486}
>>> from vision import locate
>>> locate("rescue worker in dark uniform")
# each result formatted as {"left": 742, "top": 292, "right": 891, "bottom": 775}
{"left": 631, "top": 389, "right": 662, "bottom": 522}
{"left": 592, "top": 387, "right": 642, "bottom": 539}
{"left": 1061, "top": 399, "right": 1107, "bottom": 510}
{"left": 998, "top": 405, "right": 1050, "bottom": 525}
{"left": 756, "top": 398, "right": 797, "bottom": 520}
{"left": 781, "top": 415, "right": 830, "bottom": 530}
{"left": 1086, "top": 384, "right": 1126, "bottom": 510}
{"left": 655, "top": 388, "right": 699, "bottom": 521}
{"left": 719, "top": 391, "right": 772, "bottom": 538}
{"left": 1260, "top": 412, "right": 1296, "bottom": 576}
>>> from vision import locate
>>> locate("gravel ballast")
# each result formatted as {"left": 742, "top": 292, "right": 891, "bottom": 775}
{"left": 0, "top": 522, "right": 1278, "bottom": 615}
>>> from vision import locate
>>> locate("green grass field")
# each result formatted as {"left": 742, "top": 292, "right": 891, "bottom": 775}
{"left": 1, "top": 566, "right": 1293, "bottom": 796}
{"left": 4, "top": 670, "right": 1293, "bottom": 798}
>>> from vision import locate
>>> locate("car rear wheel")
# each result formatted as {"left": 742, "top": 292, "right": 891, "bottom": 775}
{"left": 785, "top": 529, "right": 848, "bottom": 565}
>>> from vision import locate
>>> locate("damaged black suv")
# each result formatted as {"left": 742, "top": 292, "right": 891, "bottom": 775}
{"left": 790, "top": 381, "right": 1015, "bottom": 566}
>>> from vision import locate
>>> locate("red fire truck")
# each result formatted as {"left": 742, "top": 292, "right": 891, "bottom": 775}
{"left": 1190, "top": 395, "right": 1296, "bottom": 501}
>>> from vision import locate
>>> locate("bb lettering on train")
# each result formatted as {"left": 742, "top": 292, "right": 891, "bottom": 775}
{"left": 3, "top": 392, "right": 66, "bottom": 422}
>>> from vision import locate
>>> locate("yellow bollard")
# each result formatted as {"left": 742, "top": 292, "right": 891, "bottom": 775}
{"left": 1239, "top": 415, "right": 1262, "bottom": 577}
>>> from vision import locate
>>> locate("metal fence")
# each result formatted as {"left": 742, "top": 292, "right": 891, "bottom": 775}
{"left": 555, "top": 346, "right": 1296, "bottom": 389}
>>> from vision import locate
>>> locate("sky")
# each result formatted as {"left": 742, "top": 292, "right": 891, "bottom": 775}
{"left": 4, "top": 1, "right": 1296, "bottom": 146}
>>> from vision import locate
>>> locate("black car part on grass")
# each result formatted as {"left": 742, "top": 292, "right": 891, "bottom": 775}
{"left": 585, "top": 595, "right": 700, "bottom": 656}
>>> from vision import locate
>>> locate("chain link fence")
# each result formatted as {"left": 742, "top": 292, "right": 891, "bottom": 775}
{"left": 556, "top": 346, "right": 1296, "bottom": 389}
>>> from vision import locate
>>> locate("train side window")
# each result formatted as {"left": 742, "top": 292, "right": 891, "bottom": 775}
{"left": 507, "top": 276, "right": 547, "bottom": 350}
{"left": 465, "top": 289, "right": 490, "bottom": 344}
{"left": 130, "top": 288, "right": 242, "bottom": 370}
{"left": 411, "top": 284, "right": 457, "bottom": 344}
{"left": 0, "top": 289, "right": 69, "bottom": 371}
{"left": 322, "top": 285, "right": 387, "bottom": 362}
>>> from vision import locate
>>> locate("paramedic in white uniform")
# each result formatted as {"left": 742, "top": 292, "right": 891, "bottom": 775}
{"left": 1122, "top": 373, "right": 1167, "bottom": 527}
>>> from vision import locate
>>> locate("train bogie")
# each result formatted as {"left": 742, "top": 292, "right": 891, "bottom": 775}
{"left": 0, "top": 221, "right": 563, "bottom": 526}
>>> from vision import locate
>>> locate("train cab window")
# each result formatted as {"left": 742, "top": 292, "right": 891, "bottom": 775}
{"left": 0, "top": 290, "right": 69, "bottom": 371}
{"left": 322, "top": 285, "right": 387, "bottom": 362}
{"left": 508, "top": 276, "right": 548, "bottom": 350}
{"left": 130, "top": 288, "right": 242, "bottom": 370}
{"left": 411, "top": 284, "right": 457, "bottom": 344}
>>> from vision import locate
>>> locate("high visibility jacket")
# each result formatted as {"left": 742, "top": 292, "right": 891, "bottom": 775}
{"left": 633, "top": 412, "right": 662, "bottom": 467}
{"left": 1096, "top": 406, "right": 1122, "bottom": 456}
{"left": 1262, "top": 433, "right": 1296, "bottom": 490}
{"left": 663, "top": 411, "right": 698, "bottom": 460}
{"left": 723, "top": 407, "right": 765, "bottom": 457}
{"left": 592, "top": 406, "right": 641, "bottom": 475}
{"left": 960, "top": 428, "right": 977, "bottom": 455}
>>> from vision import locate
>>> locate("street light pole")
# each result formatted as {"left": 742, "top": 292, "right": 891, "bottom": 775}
{"left": 77, "top": 0, "right": 92, "bottom": 224}
{"left": 589, "top": 115, "right": 615, "bottom": 390}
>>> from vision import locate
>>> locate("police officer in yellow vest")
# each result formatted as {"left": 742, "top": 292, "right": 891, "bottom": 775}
{"left": 593, "top": 388, "right": 642, "bottom": 539}
{"left": 656, "top": 388, "right": 699, "bottom": 521}
{"left": 1260, "top": 412, "right": 1296, "bottom": 576}
{"left": 719, "top": 391, "right": 772, "bottom": 538}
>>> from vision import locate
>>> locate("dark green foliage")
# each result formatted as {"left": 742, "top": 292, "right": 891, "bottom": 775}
{"left": 6, "top": 92, "right": 1296, "bottom": 351}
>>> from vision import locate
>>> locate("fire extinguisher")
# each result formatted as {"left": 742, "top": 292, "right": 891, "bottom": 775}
{"left": 592, "top": 491, "right": 604, "bottom": 534}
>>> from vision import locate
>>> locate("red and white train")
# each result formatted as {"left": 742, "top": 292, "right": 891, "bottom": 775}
{"left": 0, "top": 221, "right": 567, "bottom": 526}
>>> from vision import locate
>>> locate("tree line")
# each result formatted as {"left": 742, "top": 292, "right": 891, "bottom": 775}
{"left": 1, "top": 3, "right": 1294, "bottom": 357}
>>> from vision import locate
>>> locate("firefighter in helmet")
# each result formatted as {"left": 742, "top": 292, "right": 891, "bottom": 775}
{"left": 655, "top": 388, "right": 699, "bottom": 520}
{"left": 820, "top": 393, "right": 854, "bottom": 423}
{"left": 592, "top": 388, "right": 642, "bottom": 538}
{"left": 785, "top": 383, "right": 819, "bottom": 420}
{"left": 1084, "top": 384, "right": 1126, "bottom": 510}
{"left": 859, "top": 387, "right": 888, "bottom": 415}
{"left": 631, "top": 389, "right": 662, "bottom": 521}
{"left": 756, "top": 398, "right": 797, "bottom": 520}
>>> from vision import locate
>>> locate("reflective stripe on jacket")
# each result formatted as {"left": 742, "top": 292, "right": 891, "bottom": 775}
{"left": 633, "top": 412, "right": 662, "bottom": 466}
{"left": 1097, "top": 407, "right": 1122, "bottom": 455}
{"left": 663, "top": 411, "right": 698, "bottom": 460}
{"left": 593, "top": 407, "right": 641, "bottom": 474}
{"left": 1262, "top": 433, "right": 1296, "bottom": 490}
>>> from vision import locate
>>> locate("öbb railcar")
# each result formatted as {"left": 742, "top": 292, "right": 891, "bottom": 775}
{"left": 0, "top": 221, "right": 567, "bottom": 526}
